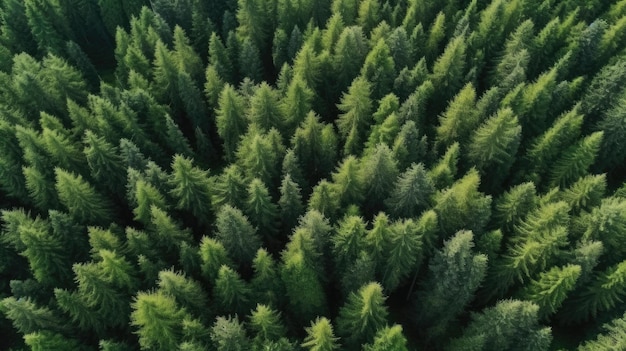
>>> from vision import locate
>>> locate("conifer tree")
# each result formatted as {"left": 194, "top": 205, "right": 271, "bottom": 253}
{"left": 435, "top": 83, "right": 477, "bottom": 150}
{"left": 0, "top": 297, "right": 60, "bottom": 335}
{"left": 281, "top": 75, "right": 314, "bottom": 132}
{"left": 55, "top": 168, "right": 112, "bottom": 225}
{"left": 245, "top": 178, "right": 279, "bottom": 239}
{"left": 131, "top": 290, "right": 187, "bottom": 351}
{"left": 214, "top": 265, "right": 252, "bottom": 316}
{"left": 431, "top": 35, "right": 466, "bottom": 100}
{"left": 578, "top": 312, "right": 626, "bottom": 351}
{"left": 249, "top": 304, "right": 287, "bottom": 342}
{"left": 278, "top": 174, "right": 305, "bottom": 234}
{"left": 216, "top": 84, "right": 248, "bottom": 162}
{"left": 596, "top": 92, "right": 626, "bottom": 170}
{"left": 336, "top": 282, "right": 388, "bottom": 349}
{"left": 363, "top": 325, "right": 409, "bottom": 351}
{"left": 168, "top": 155, "right": 213, "bottom": 223}
{"left": 385, "top": 163, "right": 434, "bottom": 219}
{"left": 562, "top": 259, "right": 626, "bottom": 323}
{"left": 249, "top": 82, "right": 284, "bottom": 132}
{"left": 302, "top": 317, "right": 340, "bottom": 351}
{"left": 280, "top": 229, "right": 327, "bottom": 323}
{"left": 250, "top": 248, "right": 285, "bottom": 308}
{"left": 433, "top": 169, "right": 492, "bottom": 237}
{"left": 549, "top": 132, "right": 603, "bottom": 188}
{"left": 332, "top": 26, "right": 367, "bottom": 93}
{"left": 308, "top": 180, "right": 340, "bottom": 220}
{"left": 360, "top": 39, "right": 395, "bottom": 100}
{"left": 291, "top": 112, "right": 338, "bottom": 183}
{"left": 199, "top": 237, "right": 234, "bottom": 284}
{"left": 336, "top": 76, "right": 373, "bottom": 155}
{"left": 83, "top": 130, "right": 126, "bottom": 196}
{"left": 381, "top": 218, "right": 422, "bottom": 291}
{"left": 330, "top": 156, "right": 363, "bottom": 206}
{"left": 212, "top": 165, "right": 248, "bottom": 210}
{"left": 493, "top": 182, "right": 538, "bottom": 231}
{"left": 447, "top": 300, "right": 551, "bottom": 351}
{"left": 468, "top": 108, "right": 522, "bottom": 189}
{"left": 210, "top": 315, "right": 251, "bottom": 351}
{"left": 520, "top": 264, "right": 581, "bottom": 319}
{"left": 215, "top": 205, "right": 261, "bottom": 265}
{"left": 415, "top": 231, "right": 487, "bottom": 338}
{"left": 360, "top": 144, "right": 399, "bottom": 215}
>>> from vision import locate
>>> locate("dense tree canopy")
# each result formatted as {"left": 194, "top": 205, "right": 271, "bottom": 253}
{"left": 1, "top": 0, "right": 626, "bottom": 350}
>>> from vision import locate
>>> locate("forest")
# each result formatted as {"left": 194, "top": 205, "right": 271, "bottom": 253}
{"left": 1, "top": 0, "right": 626, "bottom": 349}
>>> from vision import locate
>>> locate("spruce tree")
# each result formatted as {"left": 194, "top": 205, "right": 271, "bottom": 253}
{"left": 336, "top": 282, "right": 388, "bottom": 349}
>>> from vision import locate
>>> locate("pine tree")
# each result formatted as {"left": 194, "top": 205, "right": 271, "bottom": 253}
{"left": 236, "top": 126, "right": 285, "bottom": 186}
{"left": 249, "top": 304, "right": 287, "bottom": 342}
{"left": 214, "top": 265, "right": 252, "bottom": 316}
{"left": 415, "top": 231, "right": 487, "bottom": 338}
{"left": 468, "top": 108, "right": 521, "bottom": 189}
{"left": 216, "top": 84, "right": 248, "bottom": 162}
{"left": 578, "top": 312, "right": 626, "bottom": 351}
{"left": 212, "top": 165, "right": 248, "bottom": 210}
{"left": 23, "top": 331, "right": 86, "bottom": 351}
{"left": 278, "top": 174, "right": 305, "bottom": 234}
{"left": 435, "top": 83, "right": 477, "bottom": 150}
{"left": 55, "top": 168, "right": 112, "bottom": 225}
{"left": 433, "top": 169, "right": 492, "bottom": 238}
{"left": 520, "top": 264, "right": 581, "bottom": 319}
{"left": 447, "top": 300, "right": 551, "bottom": 351}
{"left": 381, "top": 218, "right": 422, "bottom": 291}
{"left": 582, "top": 197, "right": 626, "bottom": 261}
{"left": 308, "top": 180, "right": 340, "bottom": 220}
{"left": 336, "top": 282, "right": 388, "bottom": 349}
{"left": 168, "top": 155, "right": 213, "bottom": 224}
{"left": 549, "top": 132, "right": 603, "bottom": 188}
{"left": 0, "top": 297, "right": 60, "bottom": 334}
{"left": 332, "top": 26, "right": 368, "bottom": 94}
{"left": 385, "top": 163, "right": 434, "bottom": 219}
{"left": 280, "top": 229, "right": 327, "bottom": 323}
{"left": 431, "top": 35, "right": 466, "bottom": 100}
{"left": 360, "top": 144, "right": 399, "bottom": 215}
{"left": 83, "top": 130, "right": 126, "bottom": 196}
{"left": 336, "top": 76, "right": 373, "bottom": 155}
{"left": 131, "top": 291, "right": 187, "bottom": 351}
{"left": 562, "top": 260, "right": 626, "bottom": 323}
{"left": 281, "top": 75, "right": 314, "bottom": 133}
{"left": 363, "top": 325, "right": 408, "bottom": 351}
{"left": 250, "top": 248, "right": 285, "bottom": 308}
{"left": 301, "top": 317, "right": 340, "bottom": 351}
{"left": 392, "top": 121, "right": 428, "bottom": 170}
{"left": 493, "top": 182, "right": 538, "bottom": 231}
{"left": 210, "top": 315, "right": 251, "bottom": 351}
{"left": 245, "top": 178, "right": 279, "bottom": 239}
{"left": 199, "top": 237, "right": 234, "bottom": 284}
{"left": 249, "top": 82, "right": 284, "bottom": 132}
{"left": 291, "top": 112, "right": 338, "bottom": 183}
{"left": 360, "top": 39, "right": 395, "bottom": 100}
{"left": 215, "top": 205, "right": 261, "bottom": 265}
{"left": 330, "top": 156, "right": 363, "bottom": 206}
{"left": 561, "top": 174, "right": 606, "bottom": 214}
{"left": 332, "top": 215, "right": 366, "bottom": 273}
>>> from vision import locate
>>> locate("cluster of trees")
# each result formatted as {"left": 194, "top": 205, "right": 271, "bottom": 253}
{"left": 1, "top": 0, "right": 626, "bottom": 349}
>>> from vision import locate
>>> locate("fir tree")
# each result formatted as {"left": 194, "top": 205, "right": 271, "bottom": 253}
{"left": 336, "top": 282, "right": 388, "bottom": 349}
{"left": 215, "top": 205, "right": 262, "bottom": 265}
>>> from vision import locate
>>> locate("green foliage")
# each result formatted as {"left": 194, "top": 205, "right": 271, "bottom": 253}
{"left": 415, "top": 230, "right": 487, "bottom": 337}
{"left": 55, "top": 168, "right": 112, "bottom": 224}
{"left": 363, "top": 324, "right": 409, "bottom": 351}
{"left": 448, "top": 300, "right": 551, "bottom": 351}
{"left": 302, "top": 317, "right": 340, "bottom": 351}
{"left": 215, "top": 205, "right": 262, "bottom": 265}
{"left": 336, "top": 282, "right": 388, "bottom": 349}
{"left": 433, "top": 169, "right": 492, "bottom": 238}
{"left": 2, "top": 2, "right": 626, "bottom": 351}
{"left": 519, "top": 264, "right": 581, "bottom": 318}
